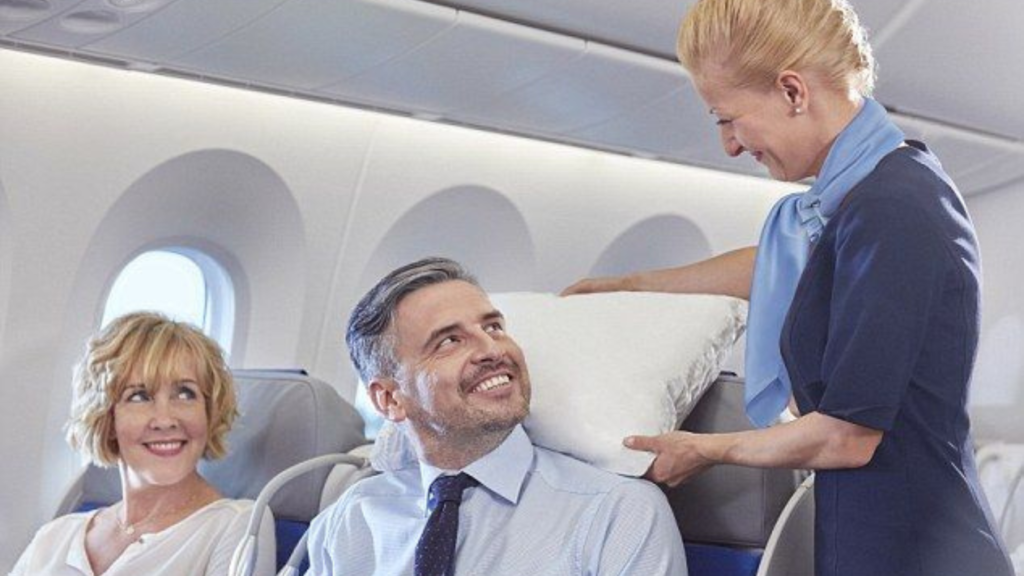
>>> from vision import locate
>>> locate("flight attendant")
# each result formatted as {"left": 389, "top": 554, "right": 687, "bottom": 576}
{"left": 564, "top": 0, "right": 1014, "bottom": 574}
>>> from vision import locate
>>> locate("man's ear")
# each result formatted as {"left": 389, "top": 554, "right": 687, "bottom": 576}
{"left": 368, "top": 378, "right": 407, "bottom": 422}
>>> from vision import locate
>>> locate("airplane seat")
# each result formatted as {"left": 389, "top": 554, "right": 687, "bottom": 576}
{"left": 976, "top": 442, "right": 1024, "bottom": 571}
{"left": 665, "top": 374, "right": 807, "bottom": 576}
{"left": 54, "top": 369, "right": 367, "bottom": 573}
{"left": 279, "top": 374, "right": 805, "bottom": 576}
{"left": 754, "top": 474, "right": 815, "bottom": 576}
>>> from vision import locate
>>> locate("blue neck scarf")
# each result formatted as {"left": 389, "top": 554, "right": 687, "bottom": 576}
{"left": 744, "top": 98, "right": 905, "bottom": 427}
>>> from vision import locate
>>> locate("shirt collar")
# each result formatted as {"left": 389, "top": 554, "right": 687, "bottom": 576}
{"left": 417, "top": 424, "right": 533, "bottom": 515}
{"left": 68, "top": 510, "right": 100, "bottom": 573}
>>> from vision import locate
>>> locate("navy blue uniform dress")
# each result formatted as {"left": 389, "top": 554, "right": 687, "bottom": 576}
{"left": 780, "top": 141, "right": 1014, "bottom": 576}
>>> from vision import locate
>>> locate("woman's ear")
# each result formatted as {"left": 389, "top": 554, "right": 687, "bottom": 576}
{"left": 777, "top": 70, "right": 809, "bottom": 111}
{"left": 368, "top": 378, "right": 407, "bottom": 422}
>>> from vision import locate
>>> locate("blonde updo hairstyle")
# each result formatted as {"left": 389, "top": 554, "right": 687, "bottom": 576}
{"left": 65, "top": 311, "right": 238, "bottom": 467}
{"left": 677, "top": 0, "right": 876, "bottom": 97}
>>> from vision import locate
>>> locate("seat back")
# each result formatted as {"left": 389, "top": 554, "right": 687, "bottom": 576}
{"left": 665, "top": 374, "right": 803, "bottom": 576}
{"left": 56, "top": 369, "right": 367, "bottom": 572}
{"left": 755, "top": 474, "right": 815, "bottom": 576}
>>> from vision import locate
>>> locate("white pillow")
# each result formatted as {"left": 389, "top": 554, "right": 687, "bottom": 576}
{"left": 492, "top": 292, "right": 746, "bottom": 476}
{"left": 370, "top": 291, "right": 747, "bottom": 477}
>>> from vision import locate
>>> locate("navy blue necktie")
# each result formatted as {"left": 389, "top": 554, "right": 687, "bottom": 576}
{"left": 414, "top": 473, "right": 478, "bottom": 576}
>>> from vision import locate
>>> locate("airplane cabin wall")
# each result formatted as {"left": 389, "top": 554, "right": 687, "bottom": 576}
{"left": 965, "top": 182, "right": 1024, "bottom": 443}
{"left": 0, "top": 176, "right": 10, "bottom": 356}
{"left": 0, "top": 48, "right": 788, "bottom": 568}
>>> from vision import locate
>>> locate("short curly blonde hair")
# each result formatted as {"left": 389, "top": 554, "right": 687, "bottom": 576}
{"left": 677, "top": 0, "right": 876, "bottom": 96}
{"left": 65, "top": 312, "right": 238, "bottom": 467}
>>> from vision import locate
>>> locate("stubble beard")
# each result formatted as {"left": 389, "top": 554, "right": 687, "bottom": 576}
{"left": 407, "top": 368, "right": 531, "bottom": 469}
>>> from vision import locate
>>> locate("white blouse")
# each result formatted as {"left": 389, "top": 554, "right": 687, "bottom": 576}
{"left": 9, "top": 499, "right": 275, "bottom": 576}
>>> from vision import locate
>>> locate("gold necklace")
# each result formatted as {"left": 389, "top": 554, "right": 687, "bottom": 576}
{"left": 115, "top": 490, "right": 204, "bottom": 538}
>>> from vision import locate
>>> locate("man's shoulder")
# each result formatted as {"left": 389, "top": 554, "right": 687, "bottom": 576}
{"left": 317, "top": 467, "right": 420, "bottom": 519}
{"left": 341, "top": 466, "right": 419, "bottom": 499}
{"left": 531, "top": 446, "right": 664, "bottom": 502}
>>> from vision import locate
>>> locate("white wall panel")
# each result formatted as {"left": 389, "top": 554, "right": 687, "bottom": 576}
{"left": 358, "top": 186, "right": 538, "bottom": 294}
{"left": 966, "top": 181, "right": 1024, "bottom": 443}
{"left": 0, "top": 174, "right": 10, "bottom": 355}
{"left": 588, "top": 214, "right": 712, "bottom": 276}
{"left": 0, "top": 48, "right": 379, "bottom": 569}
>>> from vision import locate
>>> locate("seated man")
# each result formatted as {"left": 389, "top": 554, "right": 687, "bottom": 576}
{"left": 307, "top": 257, "right": 687, "bottom": 576}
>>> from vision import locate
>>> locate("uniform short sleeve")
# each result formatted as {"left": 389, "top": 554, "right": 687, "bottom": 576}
{"left": 817, "top": 196, "right": 949, "bottom": 431}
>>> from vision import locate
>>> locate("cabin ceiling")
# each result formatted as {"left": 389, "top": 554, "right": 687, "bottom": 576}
{"left": 2, "top": 0, "right": 1023, "bottom": 195}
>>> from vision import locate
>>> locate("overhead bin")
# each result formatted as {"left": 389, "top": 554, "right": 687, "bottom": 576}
{"left": 893, "top": 114, "right": 1024, "bottom": 197}
{"left": 564, "top": 69, "right": 762, "bottom": 176}
{"left": 319, "top": 8, "right": 583, "bottom": 117}
{"left": 10, "top": 0, "right": 148, "bottom": 48}
{"left": 0, "top": 0, "right": 83, "bottom": 36}
{"left": 168, "top": 0, "right": 456, "bottom": 90}
{"left": 436, "top": 0, "right": 686, "bottom": 58}
{"left": 874, "top": 0, "right": 1023, "bottom": 140}
{"left": 0, "top": 0, "right": 70, "bottom": 36}
{"left": 1, "top": 0, "right": 1021, "bottom": 194}
{"left": 455, "top": 42, "right": 683, "bottom": 135}
{"left": 82, "top": 0, "right": 291, "bottom": 65}
{"left": 568, "top": 85, "right": 696, "bottom": 159}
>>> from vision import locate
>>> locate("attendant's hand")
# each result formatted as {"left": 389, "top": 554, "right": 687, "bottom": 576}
{"left": 625, "top": 431, "right": 714, "bottom": 487}
{"left": 560, "top": 275, "right": 631, "bottom": 296}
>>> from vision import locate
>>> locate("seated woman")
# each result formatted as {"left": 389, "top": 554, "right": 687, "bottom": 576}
{"left": 10, "top": 312, "right": 275, "bottom": 576}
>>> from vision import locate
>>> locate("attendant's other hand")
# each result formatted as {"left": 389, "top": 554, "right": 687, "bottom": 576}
{"left": 560, "top": 275, "right": 632, "bottom": 296}
{"left": 625, "top": 432, "right": 713, "bottom": 487}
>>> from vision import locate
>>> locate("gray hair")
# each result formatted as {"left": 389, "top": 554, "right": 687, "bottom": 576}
{"left": 346, "top": 257, "right": 479, "bottom": 383}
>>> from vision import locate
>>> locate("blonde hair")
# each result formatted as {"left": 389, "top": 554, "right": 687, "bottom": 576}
{"left": 677, "top": 0, "right": 875, "bottom": 96}
{"left": 65, "top": 312, "right": 238, "bottom": 467}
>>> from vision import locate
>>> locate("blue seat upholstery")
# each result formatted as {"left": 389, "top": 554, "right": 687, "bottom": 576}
{"left": 685, "top": 543, "right": 762, "bottom": 576}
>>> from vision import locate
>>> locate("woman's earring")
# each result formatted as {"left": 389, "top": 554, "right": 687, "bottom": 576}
{"left": 794, "top": 107, "right": 803, "bottom": 115}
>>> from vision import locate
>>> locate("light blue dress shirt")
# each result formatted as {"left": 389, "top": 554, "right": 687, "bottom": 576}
{"left": 306, "top": 425, "right": 688, "bottom": 576}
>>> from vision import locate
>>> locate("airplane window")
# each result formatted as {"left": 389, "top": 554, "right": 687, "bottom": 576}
{"left": 101, "top": 249, "right": 235, "bottom": 355}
